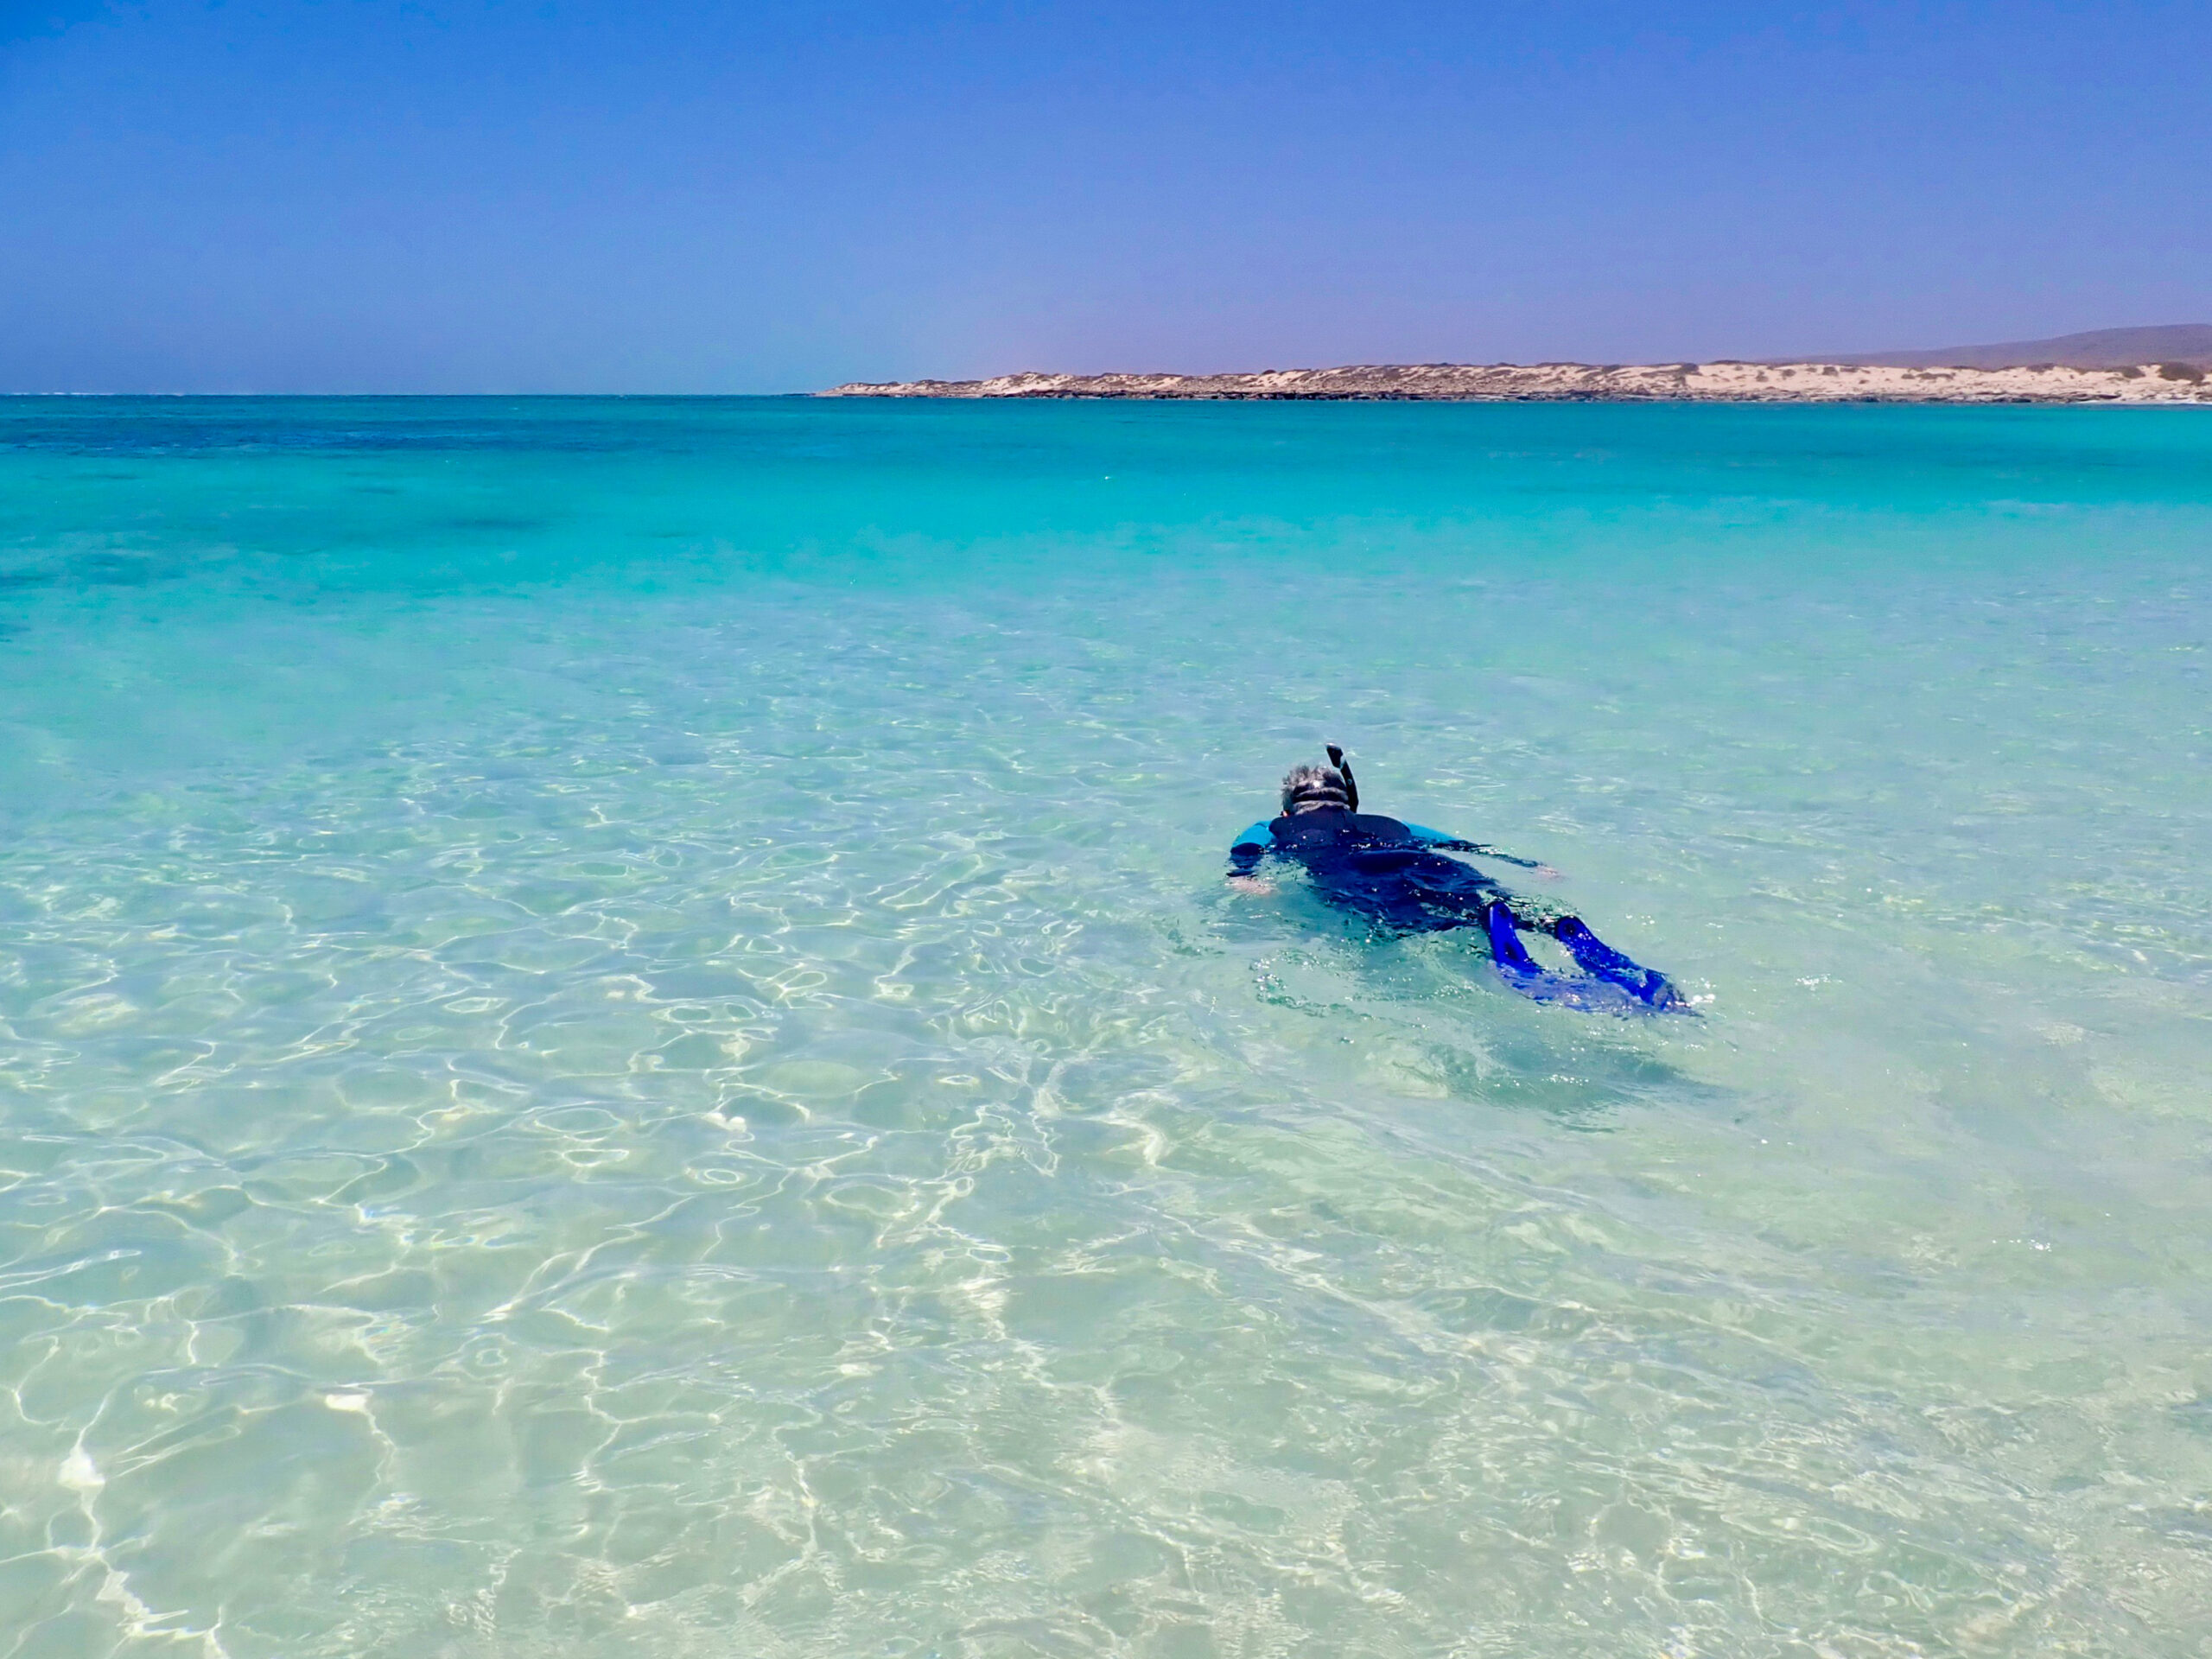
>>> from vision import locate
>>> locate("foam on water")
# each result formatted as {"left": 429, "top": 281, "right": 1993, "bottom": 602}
{"left": 2, "top": 397, "right": 2210, "bottom": 1656}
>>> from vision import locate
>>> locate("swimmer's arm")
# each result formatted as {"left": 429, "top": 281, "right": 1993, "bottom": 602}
{"left": 1402, "top": 821, "right": 1541, "bottom": 865}
{"left": 1402, "top": 822, "right": 1558, "bottom": 876}
{"left": 1226, "top": 821, "right": 1276, "bottom": 893}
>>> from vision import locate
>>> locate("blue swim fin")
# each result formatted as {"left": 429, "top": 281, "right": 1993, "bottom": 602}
{"left": 1485, "top": 905, "right": 1682, "bottom": 1014}
{"left": 1554, "top": 917, "right": 1688, "bottom": 1012}
{"left": 1484, "top": 903, "right": 1623, "bottom": 1009}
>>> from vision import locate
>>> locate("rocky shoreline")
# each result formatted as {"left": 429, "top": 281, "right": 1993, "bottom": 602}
{"left": 822, "top": 360, "right": 2212, "bottom": 404}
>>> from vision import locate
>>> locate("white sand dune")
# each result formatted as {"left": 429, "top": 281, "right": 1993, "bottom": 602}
{"left": 823, "top": 359, "right": 2212, "bottom": 404}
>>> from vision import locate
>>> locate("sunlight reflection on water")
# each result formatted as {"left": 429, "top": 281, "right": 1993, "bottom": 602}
{"left": 1, "top": 397, "right": 2209, "bottom": 1656}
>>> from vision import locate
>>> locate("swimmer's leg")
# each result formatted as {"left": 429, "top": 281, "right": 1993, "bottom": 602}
{"left": 1552, "top": 916, "right": 1688, "bottom": 1012}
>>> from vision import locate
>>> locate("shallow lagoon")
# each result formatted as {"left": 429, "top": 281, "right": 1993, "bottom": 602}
{"left": 3, "top": 397, "right": 2209, "bottom": 1656}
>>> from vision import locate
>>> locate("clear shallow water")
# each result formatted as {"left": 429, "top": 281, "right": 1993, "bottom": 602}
{"left": 2, "top": 397, "right": 2210, "bottom": 1658}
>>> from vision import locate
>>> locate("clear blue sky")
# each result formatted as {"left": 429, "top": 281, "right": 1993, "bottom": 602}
{"left": 3, "top": 1, "right": 2205, "bottom": 392}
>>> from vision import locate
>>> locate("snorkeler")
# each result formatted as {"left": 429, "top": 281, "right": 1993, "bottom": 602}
{"left": 1227, "top": 747, "right": 1687, "bottom": 1013}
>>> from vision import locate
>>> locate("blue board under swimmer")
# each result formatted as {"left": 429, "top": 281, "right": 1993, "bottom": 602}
{"left": 1229, "top": 747, "right": 1688, "bottom": 1014}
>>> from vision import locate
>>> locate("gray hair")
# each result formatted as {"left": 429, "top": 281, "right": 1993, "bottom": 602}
{"left": 1281, "top": 763, "right": 1351, "bottom": 814}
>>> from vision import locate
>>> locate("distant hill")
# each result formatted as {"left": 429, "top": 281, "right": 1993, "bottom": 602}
{"left": 1821, "top": 324, "right": 2212, "bottom": 370}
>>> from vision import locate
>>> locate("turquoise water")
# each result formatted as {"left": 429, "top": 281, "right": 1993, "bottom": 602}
{"left": 3, "top": 397, "right": 2210, "bottom": 1657}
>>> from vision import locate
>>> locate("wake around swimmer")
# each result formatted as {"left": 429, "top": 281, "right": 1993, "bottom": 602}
{"left": 1227, "top": 747, "right": 1688, "bottom": 1014}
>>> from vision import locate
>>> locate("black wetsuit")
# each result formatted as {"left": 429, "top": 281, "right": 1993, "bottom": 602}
{"left": 1229, "top": 808, "right": 1684, "bottom": 1011}
{"left": 1229, "top": 810, "right": 1559, "bottom": 935}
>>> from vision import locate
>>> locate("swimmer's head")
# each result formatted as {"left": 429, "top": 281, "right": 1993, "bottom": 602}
{"left": 1281, "top": 763, "right": 1351, "bottom": 815}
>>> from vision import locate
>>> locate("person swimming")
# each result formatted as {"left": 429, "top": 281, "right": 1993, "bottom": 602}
{"left": 1227, "top": 747, "right": 1687, "bottom": 1012}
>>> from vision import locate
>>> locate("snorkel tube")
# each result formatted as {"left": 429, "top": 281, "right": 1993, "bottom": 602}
{"left": 1326, "top": 744, "right": 1359, "bottom": 811}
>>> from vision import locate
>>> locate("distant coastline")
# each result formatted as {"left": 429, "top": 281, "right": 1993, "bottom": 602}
{"left": 822, "top": 360, "right": 2212, "bottom": 405}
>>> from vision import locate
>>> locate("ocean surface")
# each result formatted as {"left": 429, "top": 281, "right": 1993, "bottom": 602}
{"left": 2, "top": 396, "right": 2209, "bottom": 1659}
